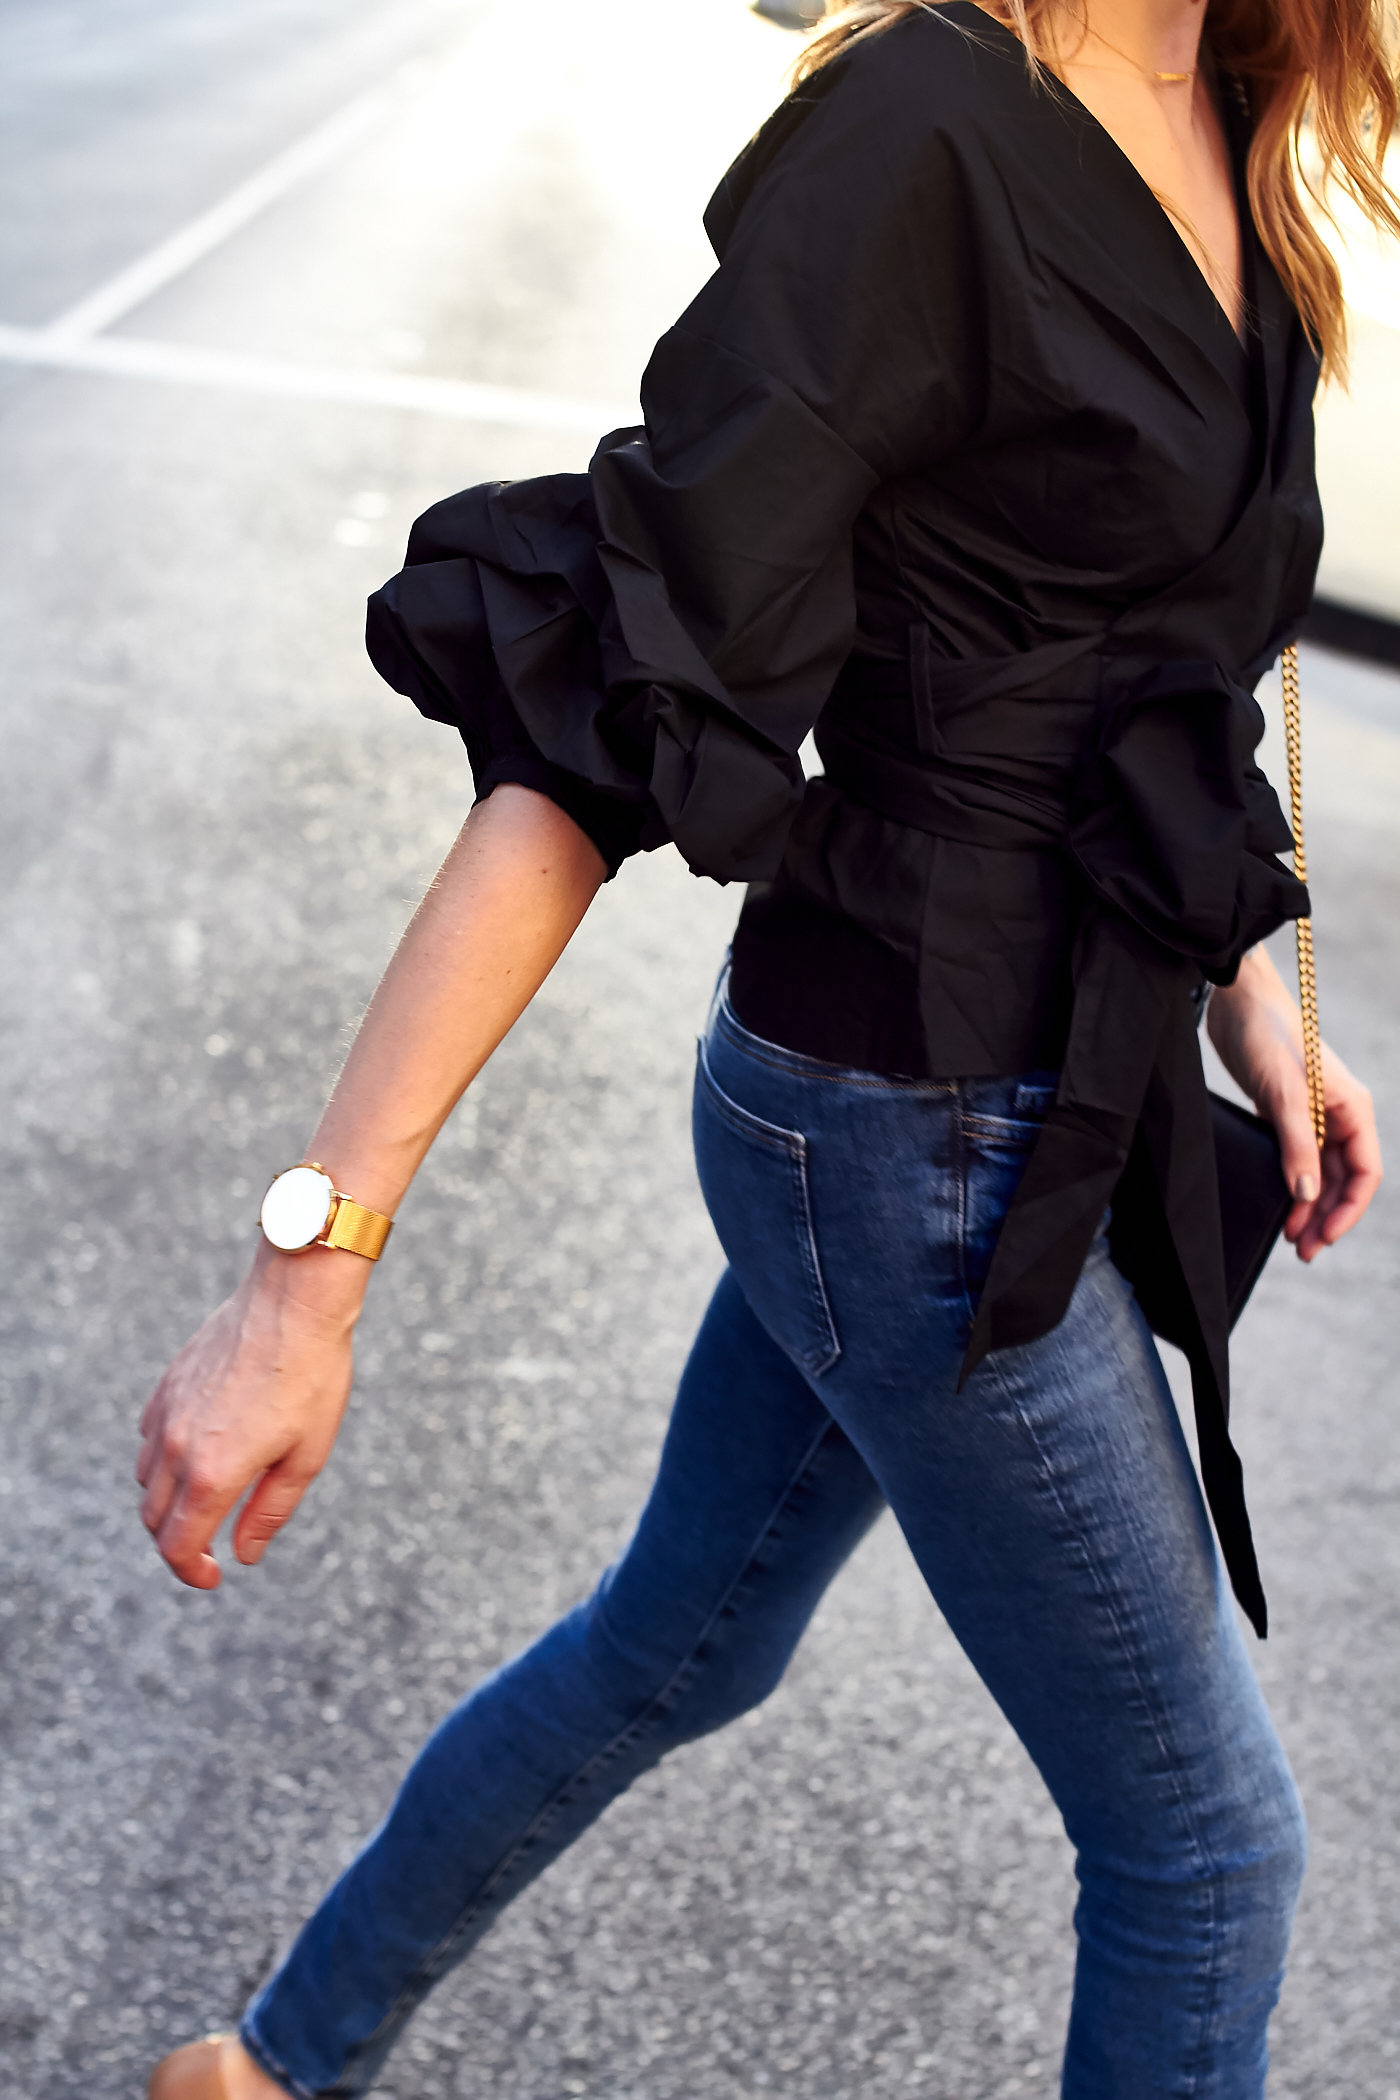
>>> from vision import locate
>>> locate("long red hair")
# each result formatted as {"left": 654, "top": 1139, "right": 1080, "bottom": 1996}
{"left": 793, "top": 0, "right": 1399, "bottom": 379}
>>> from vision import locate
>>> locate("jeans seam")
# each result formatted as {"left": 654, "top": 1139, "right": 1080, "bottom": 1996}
{"left": 327, "top": 1419, "right": 842, "bottom": 2095}
{"left": 787, "top": 1145, "right": 842, "bottom": 1375}
{"left": 978, "top": 1336, "right": 1222, "bottom": 2097}
{"left": 955, "top": 1103, "right": 973, "bottom": 1327}
{"left": 695, "top": 1041, "right": 841, "bottom": 1374}
{"left": 696, "top": 1036, "right": 809, "bottom": 1157}
{"left": 962, "top": 1117, "right": 1042, "bottom": 1145}
{"left": 239, "top": 2023, "right": 314, "bottom": 2100}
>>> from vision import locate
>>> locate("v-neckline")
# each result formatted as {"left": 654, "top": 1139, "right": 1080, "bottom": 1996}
{"left": 945, "top": 3, "right": 1259, "bottom": 396}
{"left": 1047, "top": 53, "right": 1250, "bottom": 354}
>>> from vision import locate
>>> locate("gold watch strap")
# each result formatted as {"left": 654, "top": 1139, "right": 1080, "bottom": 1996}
{"left": 320, "top": 1194, "right": 393, "bottom": 1260}
{"left": 296, "top": 1166, "right": 393, "bottom": 1260}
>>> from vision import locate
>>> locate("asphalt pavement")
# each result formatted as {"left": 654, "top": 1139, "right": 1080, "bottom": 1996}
{"left": 0, "top": 4, "right": 1397, "bottom": 2098}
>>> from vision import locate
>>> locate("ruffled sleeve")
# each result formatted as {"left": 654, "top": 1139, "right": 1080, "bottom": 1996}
{"left": 366, "top": 15, "right": 984, "bottom": 880}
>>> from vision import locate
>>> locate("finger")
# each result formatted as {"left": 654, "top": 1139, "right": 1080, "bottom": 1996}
{"left": 1295, "top": 1131, "right": 1382, "bottom": 1258}
{"left": 1304, "top": 1168, "right": 1382, "bottom": 1255}
{"left": 135, "top": 1415, "right": 169, "bottom": 1489}
{"left": 154, "top": 1464, "right": 245, "bottom": 1589}
{"left": 1270, "top": 1083, "right": 1322, "bottom": 1210}
{"left": 161, "top": 1548, "right": 221, "bottom": 1592}
{"left": 138, "top": 1380, "right": 166, "bottom": 1442}
{"left": 1290, "top": 1141, "right": 1343, "bottom": 1258}
{"left": 1319, "top": 1183, "right": 1381, "bottom": 1244}
{"left": 232, "top": 1461, "right": 315, "bottom": 1566}
{"left": 140, "top": 1455, "right": 180, "bottom": 1538}
{"left": 1281, "top": 1169, "right": 1324, "bottom": 1251}
{"left": 1329, "top": 1114, "right": 1384, "bottom": 1222}
{"left": 140, "top": 1416, "right": 189, "bottom": 1531}
{"left": 137, "top": 1379, "right": 171, "bottom": 1475}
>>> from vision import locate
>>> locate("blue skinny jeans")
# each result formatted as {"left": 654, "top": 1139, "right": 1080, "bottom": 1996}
{"left": 243, "top": 987, "right": 1306, "bottom": 2098}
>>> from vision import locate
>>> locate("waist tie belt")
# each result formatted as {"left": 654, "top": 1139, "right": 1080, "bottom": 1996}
{"left": 817, "top": 635, "right": 1309, "bottom": 1636}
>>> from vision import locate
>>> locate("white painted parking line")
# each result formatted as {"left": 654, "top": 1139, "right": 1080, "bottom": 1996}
{"left": 41, "top": 91, "right": 399, "bottom": 346}
{"left": 0, "top": 324, "right": 635, "bottom": 434}
{"left": 0, "top": 15, "right": 636, "bottom": 439}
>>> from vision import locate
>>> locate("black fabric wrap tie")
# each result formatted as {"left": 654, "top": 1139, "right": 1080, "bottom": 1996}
{"left": 818, "top": 637, "right": 1308, "bottom": 1636}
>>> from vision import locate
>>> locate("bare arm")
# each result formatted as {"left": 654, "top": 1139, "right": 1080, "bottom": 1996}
{"left": 1207, "top": 945, "right": 1382, "bottom": 1262}
{"left": 137, "top": 786, "right": 607, "bottom": 1589}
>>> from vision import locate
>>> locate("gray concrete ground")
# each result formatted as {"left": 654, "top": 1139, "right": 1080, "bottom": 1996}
{"left": 0, "top": 4, "right": 1397, "bottom": 2097}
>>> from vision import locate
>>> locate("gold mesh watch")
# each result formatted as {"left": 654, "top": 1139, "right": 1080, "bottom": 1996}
{"left": 259, "top": 1163, "right": 393, "bottom": 1260}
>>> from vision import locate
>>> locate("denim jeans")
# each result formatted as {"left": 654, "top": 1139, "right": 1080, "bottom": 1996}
{"left": 243, "top": 986, "right": 1305, "bottom": 2099}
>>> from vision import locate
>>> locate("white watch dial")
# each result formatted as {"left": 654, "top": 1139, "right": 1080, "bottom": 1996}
{"left": 260, "top": 1165, "right": 335, "bottom": 1250}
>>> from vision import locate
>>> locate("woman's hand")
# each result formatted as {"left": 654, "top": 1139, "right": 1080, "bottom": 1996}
{"left": 1207, "top": 947, "right": 1382, "bottom": 1262}
{"left": 137, "top": 1243, "right": 367, "bottom": 1588}
{"left": 138, "top": 787, "right": 608, "bottom": 1588}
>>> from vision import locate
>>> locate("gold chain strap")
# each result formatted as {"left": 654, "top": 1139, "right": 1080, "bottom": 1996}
{"left": 1279, "top": 642, "right": 1326, "bottom": 1146}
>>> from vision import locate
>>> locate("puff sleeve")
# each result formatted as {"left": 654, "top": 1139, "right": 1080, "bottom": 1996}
{"left": 366, "top": 19, "right": 984, "bottom": 880}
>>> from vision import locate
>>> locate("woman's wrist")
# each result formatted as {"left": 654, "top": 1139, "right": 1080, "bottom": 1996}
{"left": 1208, "top": 950, "right": 1297, "bottom": 1050}
{"left": 1212, "top": 945, "right": 1293, "bottom": 1016}
{"left": 249, "top": 1237, "right": 372, "bottom": 1329}
{"left": 1205, "top": 951, "right": 1302, "bottom": 1114}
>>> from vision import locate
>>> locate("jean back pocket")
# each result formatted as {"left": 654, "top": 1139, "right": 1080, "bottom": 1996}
{"left": 692, "top": 1041, "right": 841, "bottom": 1378}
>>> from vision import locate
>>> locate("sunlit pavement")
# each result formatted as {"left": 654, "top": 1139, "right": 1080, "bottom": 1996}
{"left": 0, "top": 5, "right": 1396, "bottom": 2097}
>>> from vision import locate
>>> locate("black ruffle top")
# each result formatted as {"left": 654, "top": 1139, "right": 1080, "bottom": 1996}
{"left": 366, "top": 3, "right": 1324, "bottom": 1633}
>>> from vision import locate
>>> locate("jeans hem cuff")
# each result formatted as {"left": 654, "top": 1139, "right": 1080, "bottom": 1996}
{"left": 239, "top": 2019, "right": 317, "bottom": 2100}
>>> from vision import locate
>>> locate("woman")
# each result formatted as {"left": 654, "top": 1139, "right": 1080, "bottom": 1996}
{"left": 143, "top": 0, "right": 1390, "bottom": 2092}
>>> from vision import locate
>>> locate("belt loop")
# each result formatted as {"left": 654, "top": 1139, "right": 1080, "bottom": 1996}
{"left": 908, "top": 623, "right": 942, "bottom": 759}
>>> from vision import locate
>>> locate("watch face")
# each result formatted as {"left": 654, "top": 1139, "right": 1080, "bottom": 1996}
{"left": 260, "top": 1165, "right": 335, "bottom": 1251}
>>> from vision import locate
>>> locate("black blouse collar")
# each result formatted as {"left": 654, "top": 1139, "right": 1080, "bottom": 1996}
{"left": 948, "top": 4, "right": 1307, "bottom": 477}
{"left": 944, "top": 5, "right": 1260, "bottom": 398}
{"left": 712, "top": 5, "right": 1293, "bottom": 445}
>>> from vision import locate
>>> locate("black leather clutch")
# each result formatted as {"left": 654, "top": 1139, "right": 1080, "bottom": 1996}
{"left": 1208, "top": 1091, "right": 1294, "bottom": 1327}
{"left": 1108, "top": 1091, "right": 1292, "bottom": 1347}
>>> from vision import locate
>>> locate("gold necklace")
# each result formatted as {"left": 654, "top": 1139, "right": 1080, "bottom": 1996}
{"left": 1063, "top": 17, "right": 1197, "bottom": 84}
